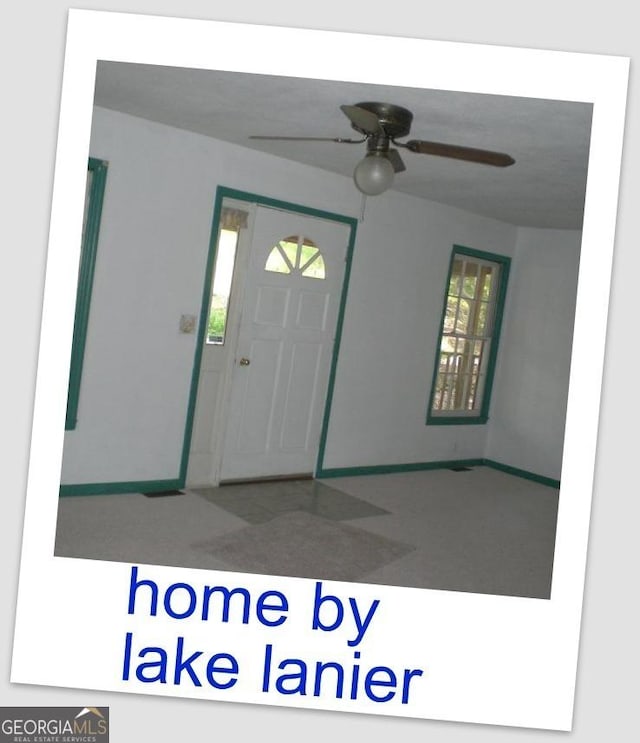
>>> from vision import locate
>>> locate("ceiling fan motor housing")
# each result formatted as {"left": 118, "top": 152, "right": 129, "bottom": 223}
{"left": 352, "top": 101, "right": 414, "bottom": 138}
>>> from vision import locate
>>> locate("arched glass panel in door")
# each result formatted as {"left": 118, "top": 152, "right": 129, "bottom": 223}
{"left": 265, "top": 235, "right": 326, "bottom": 280}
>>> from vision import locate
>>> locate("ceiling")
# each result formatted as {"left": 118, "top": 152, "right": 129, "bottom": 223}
{"left": 93, "top": 61, "right": 593, "bottom": 229}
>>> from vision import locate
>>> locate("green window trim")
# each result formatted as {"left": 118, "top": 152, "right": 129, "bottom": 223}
{"left": 65, "top": 157, "right": 108, "bottom": 430}
{"left": 426, "top": 245, "right": 510, "bottom": 426}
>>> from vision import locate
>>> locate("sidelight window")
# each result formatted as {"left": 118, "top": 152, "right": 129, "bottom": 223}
{"left": 206, "top": 207, "right": 249, "bottom": 345}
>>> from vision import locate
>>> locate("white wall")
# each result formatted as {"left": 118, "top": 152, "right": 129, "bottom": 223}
{"left": 61, "top": 107, "right": 362, "bottom": 484}
{"left": 485, "top": 228, "right": 582, "bottom": 480}
{"left": 322, "top": 190, "right": 517, "bottom": 469}
{"left": 61, "top": 106, "right": 580, "bottom": 486}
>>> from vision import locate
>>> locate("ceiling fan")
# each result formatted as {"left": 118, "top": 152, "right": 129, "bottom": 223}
{"left": 250, "top": 101, "right": 515, "bottom": 196}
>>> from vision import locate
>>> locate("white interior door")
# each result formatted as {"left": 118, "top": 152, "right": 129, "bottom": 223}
{"left": 219, "top": 206, "right": 350, "bottom": 481}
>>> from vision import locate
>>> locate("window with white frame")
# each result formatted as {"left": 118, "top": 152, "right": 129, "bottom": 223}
{"left": 427, "top": 246, "right": 510, "bottom": 424}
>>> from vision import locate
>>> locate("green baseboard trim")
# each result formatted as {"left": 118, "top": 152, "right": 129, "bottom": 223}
{"left": 317, "top": 457, "right": 559, "bottom": 488}
{"left": 317, "top": 459, "right": 485, "bottom": 479}
{"left": 59, "top": 479, "right": 183, "bottom": 497}
{"left": 481, "top": 460, "right": 560, "bottom": 489}
{"left": 59, "top": 460, "right": 558, "bottom": 496}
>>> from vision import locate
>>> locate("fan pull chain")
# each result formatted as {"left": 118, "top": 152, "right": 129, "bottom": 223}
{"left": 359, "top": 193, "right": 368, "bottom": 222}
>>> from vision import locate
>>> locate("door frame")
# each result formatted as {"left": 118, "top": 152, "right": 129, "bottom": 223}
{"left": 180, "top": 186, "right": 359, "bottom": 486}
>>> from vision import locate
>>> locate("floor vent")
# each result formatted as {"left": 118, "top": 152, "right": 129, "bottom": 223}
{"left": 449, "top": 466, "right": 473, "bottom": 472}
{"left": 142, "top": 489, "right": 184, "bottom": 497}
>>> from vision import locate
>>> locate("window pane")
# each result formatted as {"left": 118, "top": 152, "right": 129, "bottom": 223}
{"left": 474, "top": 301, "right": 488, "bottom": 335}
{"left": 480, "top": 266, "right": 494, "bottom": 300}
{"left": 280, "top": 238, "right": 299, "bottom": 268}
{"left": 456, "top": 298, "right": 470, "bottom": 334}
{"left": 207, "top": 228, "right": 239, "bottom": 344}
{"left": 443, "top": 373, "right": 456, "bottom": 410}
{"left": 265, "top": 246, "right": 292, "bottom": 274}
{"left": 433, "top": 372, "right": 445, "bottom": 410}
{"left": 300, "top": 241, "right": 319, "bottom": 267}
{"left": 301, "top": 254, "right": 326, "bottom": 279}
{"left": 441, "top": 335, "right": 456, "bottom": 354}
{"left": 449, "top": 259, "right": 463, "bottom": 295}
{"left": 462, "top": 261, "right": 479, "bottom": 298}
{"left": 444, "top": 297, "right": 458, "bottom": 332}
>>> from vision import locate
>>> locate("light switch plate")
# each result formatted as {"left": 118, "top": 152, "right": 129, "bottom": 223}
{"left": 179, "top": 314, "right": 197, "bottom": 334}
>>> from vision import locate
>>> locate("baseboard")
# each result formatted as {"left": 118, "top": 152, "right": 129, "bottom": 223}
{"left": 59, "top": 459, "right": 559, "bottom": 496}
{"left": 481, "top": 459, "right": 560, "bottom": 489}
{"left": 219, "top": 473, "right": 313, "bottom": 486}
{"left": 59, "top": 478, "right": 183, "bottom": 497}
{"left": 317, "top": 459, "right": 485, "bottom": 479}
{"left": 317, "top": 458, "right": 559, "bottom": 488}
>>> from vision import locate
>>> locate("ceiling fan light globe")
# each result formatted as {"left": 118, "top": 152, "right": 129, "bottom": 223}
{"left": 353, "top": 153, "right": 395, "bottom": 196}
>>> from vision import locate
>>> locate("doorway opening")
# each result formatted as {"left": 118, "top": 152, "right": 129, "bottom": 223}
{"left": 184, "top": 187, "right": 357, "bottom": 489}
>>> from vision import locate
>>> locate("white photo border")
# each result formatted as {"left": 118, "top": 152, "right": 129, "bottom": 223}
{"left": 11, "top": 8, "right": 629, "bottom": 731}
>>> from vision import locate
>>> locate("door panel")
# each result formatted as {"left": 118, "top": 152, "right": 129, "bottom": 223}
{"left": 255, "top": 286, "right": 290, "bottom": 327}
{"left": 235, "top": 337, "right": 283, "bottom": 454}
{"left": 296, "top": 290, "right": 330, "bottom": 330}
{"left": 280, "top": 341, "right": 322, "bottom": 449}
{"left": 220, "top": 206, "right": 349, "bottom": 481}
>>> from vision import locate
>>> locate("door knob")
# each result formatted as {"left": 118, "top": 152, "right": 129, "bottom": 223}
{"left": 239, "top": 357, "right": 251, "bottom": 366}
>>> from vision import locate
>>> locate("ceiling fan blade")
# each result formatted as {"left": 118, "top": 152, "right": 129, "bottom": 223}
{"left": 249, "top": 135, "right": 364, "bottom": 143}
{"left": 386, "top": 148, "right": 406, "bottom": 173}
{"left": 340, "top": 105, "right": 383, "bottom": 135}
{"left": 405, "top": 140, "right": 515, "bottom": 167}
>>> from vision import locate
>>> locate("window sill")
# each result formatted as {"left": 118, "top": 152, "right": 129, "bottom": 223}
{"left": 426, "top": 414, "right": 488, "bottom": 426}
